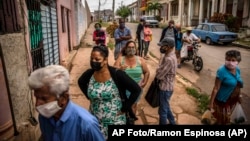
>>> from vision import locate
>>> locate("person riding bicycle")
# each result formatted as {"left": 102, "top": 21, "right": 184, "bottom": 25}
{"left": 181, "top": 27, "right": 200, "bottom": 59}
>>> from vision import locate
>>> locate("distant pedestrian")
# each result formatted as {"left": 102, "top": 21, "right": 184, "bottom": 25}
{"left": 143, "top": 22, "right": 153, "bottom": 59}
{"left": 159, "top": 20, "right": 177, "bottom": 42}
{"left": 156, "top": 37, "right": 177, "bottom": 125}
{"left": 91, "top": 15, "right": 93, "bottom": 22}
{"left": 175, "top": 23, "right": 183, "bottom": 68}
{"left": 78, "top": 45, "right": 141, "bottom": 140}
{"left": 181, "top": 27, "right": 200, "bottom": 59}
{"left": 93, "top": 23, "right": 106, "bottom": 45}
{"left": 209, "top": 50, "right": 243, "bottom": 125}
{"left": 28, "top": 65, "right": 105, "bottom": 141}
{"left": 114, "top": 40, "right": 150, "bottom": 115}
{"left": 135, "top": 18, "right": 145, "bottom": 57}
{"left": 159, "top": 20, "right": 177, "bottom": 63}
{"left": 114, "top": 18, "right": 132, "bottom": 60}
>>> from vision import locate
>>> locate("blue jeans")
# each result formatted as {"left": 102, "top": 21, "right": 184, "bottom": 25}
{"left": 158, "top": 90, "right": 176, "bottom": 125}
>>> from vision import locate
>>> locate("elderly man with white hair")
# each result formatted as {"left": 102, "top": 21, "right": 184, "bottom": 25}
{"left": 28, "top": 65, "right": 105, "bottom": 141}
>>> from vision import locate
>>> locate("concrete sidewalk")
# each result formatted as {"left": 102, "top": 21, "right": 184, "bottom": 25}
{"left": 67, "top": 22, "right": 202, "bottom": 125}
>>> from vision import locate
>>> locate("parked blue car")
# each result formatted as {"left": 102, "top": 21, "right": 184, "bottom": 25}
{"left": 192, "top": 23, "right": 238, "bottom": 45}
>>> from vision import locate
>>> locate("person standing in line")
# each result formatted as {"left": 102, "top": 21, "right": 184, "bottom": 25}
{"left": 209, "top": 50, "right": 243, "bottom": 125}
{"left": 28, "top": 65, "right": 105, "bottom": 141}
{"left": 156, "top": 37, "right": 177, "bottom": 125}
{"left": 175, "top": 24, "right": 183, "bottom": 68}
{"left": 135, "top": 18, "right": 145, "bottom": 57}
{"left": 114, "top": 18, "right": 132, "bottom": 60}
{"left": 159, "top": 20, "right": 177, "bottom": 42}
{"left": 159, "top": 20, "right": 177, "bottom": 63}
{"left": 143, "top": 22, "right": 153, "bottom": 60}
{"left": 113, "top": 40, "right": 150, "bottom": 115}
{"left": 78, "top": 45, "right": 141, "bottom": 140}
{"left": 93, "top": 23, "right": 106, "bottom": 45}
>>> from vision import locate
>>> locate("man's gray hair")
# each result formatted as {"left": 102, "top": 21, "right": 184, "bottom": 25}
{"left": 28, "top": 65, "right": 69, "bottom": 97}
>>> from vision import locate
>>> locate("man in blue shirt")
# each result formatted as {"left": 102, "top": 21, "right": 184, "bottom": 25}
{"left": 114, "top": 18, "right": 132, "bottom": 60}
{"left": 28, "top": 65, "right": 105, "bottom": 141}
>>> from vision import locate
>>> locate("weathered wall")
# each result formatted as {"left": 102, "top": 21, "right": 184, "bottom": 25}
{"left": 242, "top": 0, "right": 250, "bottom": 28}
{"left": 0, "top": 34, "right": 40, "bottom": 141}
{"left": 0, "top": 0, "right": 40, "bottom": 140}
{"left": 74, "top": 0, "right": 91, "bottom": 45}
{"left": 57, "top": 0, "right": 75, "bottom": 64}
{"left": 75, "top": 0, "right": 86, "bottom": 44}
{"left": 85, "top": 0, "right": 91, "bottom": 26}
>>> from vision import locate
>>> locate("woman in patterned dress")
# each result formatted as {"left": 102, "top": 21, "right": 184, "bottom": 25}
{"left": 78, "top": 45, "right": 141, "bottom": 140}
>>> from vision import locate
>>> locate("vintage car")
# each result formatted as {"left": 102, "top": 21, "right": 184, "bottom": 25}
{"left": 192, "top": 22, "right": 238, "bottom": 45}
{"left": 141, "top": 15, "right": 159, "bottom": 28}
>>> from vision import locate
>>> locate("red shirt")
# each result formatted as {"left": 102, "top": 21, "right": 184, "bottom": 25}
{"left": 93, "top": 30, "right": 106, "bottom": 45}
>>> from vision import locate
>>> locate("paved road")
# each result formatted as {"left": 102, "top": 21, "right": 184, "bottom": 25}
{"left": 126, "top": 23, "right": 250, "bottom": 124}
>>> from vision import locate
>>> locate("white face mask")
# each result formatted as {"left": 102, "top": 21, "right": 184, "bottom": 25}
{"left": 225, "top": 61, "right": 238, "bottom": 70}
{"left": 36, "top": 101, "right": 62, "bottom": 118}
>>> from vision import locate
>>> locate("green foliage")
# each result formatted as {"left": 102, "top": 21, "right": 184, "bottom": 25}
{"left": 107, "top": 39, "right": 115, "bottom": 50}
{"left": 116, "top": 6, "right": 132, "bottom": 19}
{"left": 100, "top": 22, "right": 109, "bottom": 28}
{"left": 186, "top": 87, "right": 210, "bottom": 114}
{"left": 224, "top": 14, "right": 238, "bottom": 32}
{"left": 155, "top": 15, "right": 163, "bottom": 22}
{"left": 210, "top": 13, "right": 239, "bottom": 32}
{"left": 146, "top": 1, "right": 163, "bottom": 16}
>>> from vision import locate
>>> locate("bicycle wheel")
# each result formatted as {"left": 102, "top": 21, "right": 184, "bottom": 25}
{"left": 193, "top": 56, "right": 203, "bottom": 72}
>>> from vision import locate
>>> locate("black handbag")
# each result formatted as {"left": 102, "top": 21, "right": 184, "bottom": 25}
{"left": 145, "top": 77, "right": 160, "bottom": 108}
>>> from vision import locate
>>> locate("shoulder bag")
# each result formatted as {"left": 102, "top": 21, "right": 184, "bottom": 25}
{"left": 145, "top": 77, "right": 160, "bottom": 108}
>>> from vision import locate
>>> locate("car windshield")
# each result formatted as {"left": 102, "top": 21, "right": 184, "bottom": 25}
{"left": 145, "top": 17, "right": 156, "bottom": 20}
{"left": 211, "top": 25, "right": 229, "bottom": 32}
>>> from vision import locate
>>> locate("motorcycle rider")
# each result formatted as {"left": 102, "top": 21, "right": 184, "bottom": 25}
{"left": 181, "top": 27, "right": 200, "bottom": 60}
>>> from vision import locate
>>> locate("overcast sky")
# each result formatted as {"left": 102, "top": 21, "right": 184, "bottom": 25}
{"left": 85, "top": 0, "right": 137, "bottom": 12}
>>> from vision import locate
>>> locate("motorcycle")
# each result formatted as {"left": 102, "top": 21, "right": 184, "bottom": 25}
{"left": 181, "top": 41, "right": 203, "bottom": 72}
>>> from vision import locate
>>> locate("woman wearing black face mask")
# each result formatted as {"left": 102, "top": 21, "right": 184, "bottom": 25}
{"left": 78, "top": 45, "right": 141, "bottom": 140}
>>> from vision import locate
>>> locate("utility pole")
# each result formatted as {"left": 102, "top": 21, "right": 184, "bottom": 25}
{"left": 112, "top": 0, "right": 115, "bottom": 21}
{"left": 98, "top": 0, "right": 101, "bottom": 21}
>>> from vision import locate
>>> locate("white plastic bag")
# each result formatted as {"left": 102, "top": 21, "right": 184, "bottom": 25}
{"left": 180, "top": 46, "right": 188, "bottom": 58}
{"left": 230, "top": 102, "right": 247, "bottom": 124}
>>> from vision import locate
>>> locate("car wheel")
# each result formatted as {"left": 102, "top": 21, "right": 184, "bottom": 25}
{"left": 205, "top": 37, "right": 212, "bottom": 45}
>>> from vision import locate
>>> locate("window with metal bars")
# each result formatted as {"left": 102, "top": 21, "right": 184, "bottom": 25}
{"left": 0, "top": 0, "right": 21, "bottom": 34}
{"left": 26, "top": 0, "right": 44, "bottom": 70}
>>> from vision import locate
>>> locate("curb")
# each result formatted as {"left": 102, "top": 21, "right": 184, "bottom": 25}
{"left": 232, "top": 43, "right": 250, "bottom": 49}
{"left": 63, "top": 50, "right": 78, "bottom": 72}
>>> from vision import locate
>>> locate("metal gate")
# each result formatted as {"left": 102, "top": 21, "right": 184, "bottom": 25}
{"left": 26, "top": 0, "right": 44, "bottom": 70}
{"left": 26, "top": 0, "right": 59, "bottom": 70}
{"left": 40, "top": 1, "right": 59, "bottom": 66}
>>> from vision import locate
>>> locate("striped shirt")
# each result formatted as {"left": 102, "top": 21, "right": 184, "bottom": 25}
{"left": 156, "top": 50, "right": 177, "bottom": 91}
